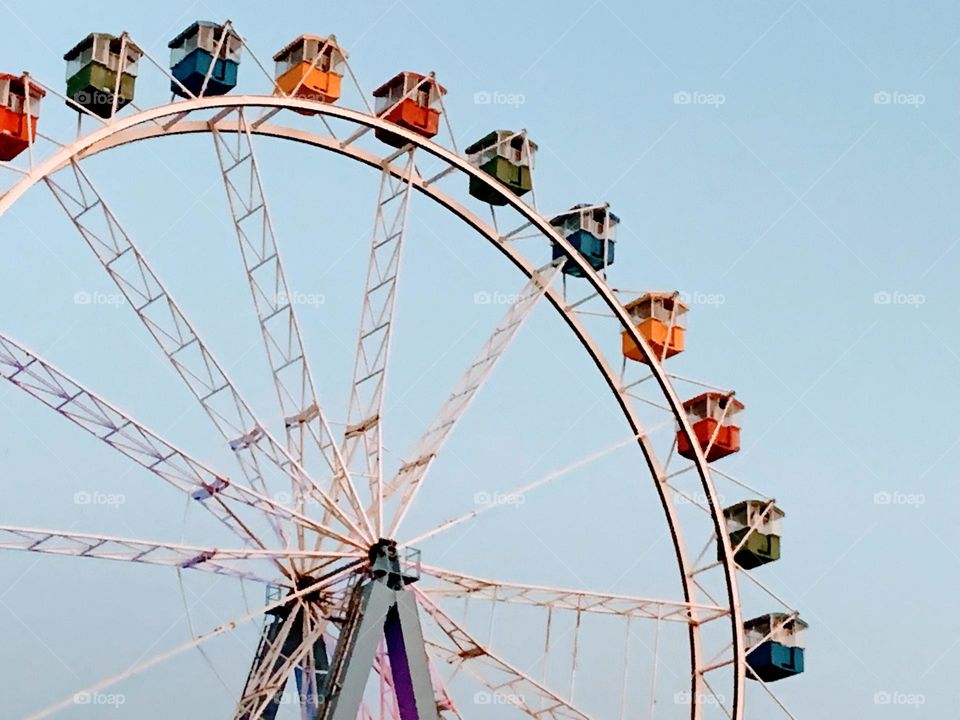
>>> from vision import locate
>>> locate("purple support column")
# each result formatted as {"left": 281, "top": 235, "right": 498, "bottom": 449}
{"left": 385, "top": 603, "right": 420, "bottom": 720}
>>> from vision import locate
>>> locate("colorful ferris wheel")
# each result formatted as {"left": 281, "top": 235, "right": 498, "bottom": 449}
{"left": 0, "top": 19, "right": 807, "bottom": 720}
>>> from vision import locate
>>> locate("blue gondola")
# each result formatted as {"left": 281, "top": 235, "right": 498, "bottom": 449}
{"left": 169, "top": 21, "right": 241, "bottom": 98}
{"left": 745, "top": 613, "right": 808, "bottom": 682}
{"left": 549, "top": 203, "right": 619, "bottom": 277}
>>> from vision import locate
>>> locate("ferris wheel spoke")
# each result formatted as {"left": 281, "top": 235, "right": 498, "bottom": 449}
{"left": 402, "top": 434, "right": 641, "bottom": 548}
{"left": 341, "top": 147, "right": 417, "bottom": 539}
{"left": 416, "top": 589, "right": 593, "bottom": 720}
{"left": 419, "top": 565, "right": 728, "bottom": 625}
{"left": 0, "top": 525, "right": 341, "bottom": 582}
{"left": 700, "top": 675, "right": 735, "bottom": 720}
{"left": 44, "top": 160, "right": 371, "bottom": 549}
{"left": 24, "top": 572, "right": 334, "bottom": 720}
{"left": 744, "top": 666, "right": 798, "bottom": 720}
{"left": 0, "top": 332, "right": 359, "bottom": 562}
{"left": 428, "top": 657, "right": 464, "bottom": 719}
{"left": 209, "top": 109, "right": 370, "bottom": 543}
{"left": 0, "top": 333, "right": 265, "bottom": 551}
{"left": 385, "top": 260, "right": 564, "bottom": 538}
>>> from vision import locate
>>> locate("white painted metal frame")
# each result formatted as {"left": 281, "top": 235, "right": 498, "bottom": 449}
{"left": 341, "top": 146, "right": 417, "bottom": 539}
{"left": 385, "top": 259, "right": 565, "bottom": 537}
{"left": 0, "top": 331, "right": 350, "bottom": 571}
{"left": 43, "top": 158, "right": 369, "bottom": 551}
{"left": 0, "top": 526, "right": 357, "bottom": 583}
{"left": 209, "top": 105, "right": 372, "bottom": 548}
{"left": 0, "top": 94, "right": 810, "bottom": 720}
{"left": 420, "top": 565, "right": 729, "bottom": 625}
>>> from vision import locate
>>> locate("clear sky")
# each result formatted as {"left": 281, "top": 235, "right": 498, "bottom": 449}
{"left": 0, "top": 0, "right": 957, "bottom": 718}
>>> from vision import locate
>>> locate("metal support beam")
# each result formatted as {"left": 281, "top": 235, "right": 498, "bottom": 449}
{"left": 210, "top": 108, "right": 365, "bottom": 536}
{"left": 236, "top": 607, "right": 310, "bottom": 720}
{"left": 319, "top": 544, "right": 439, "bottom": 720}
{"left": 339, "top": 148, "right": 417, "bottom": 539}
{"left": 386, "top": 261, "right": 564, "bottom": 537}
{"left": 384, "top": 592, "right": 438, "bottom": 720}
{"left": 44, "top": 160, "right": 368, "bottom": 550}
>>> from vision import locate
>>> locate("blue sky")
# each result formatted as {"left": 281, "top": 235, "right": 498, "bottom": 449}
{"left": 0, "top": 0, "right": 958, "bottom": 717}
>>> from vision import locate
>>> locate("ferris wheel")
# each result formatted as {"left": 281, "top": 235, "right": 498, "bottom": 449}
{"left": 0, "top": 18, "right": 808, "bottom": 720}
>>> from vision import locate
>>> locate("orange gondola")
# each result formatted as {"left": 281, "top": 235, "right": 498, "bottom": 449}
{"left": 622, "top": 292, "right": 687, "bottom": 362}
{"left": 0, "top": 73, "right": 44, "bottom": 161}
{"left": 373, "top": 71, "right": 446, "bottom": 147}
{"left": 273, "top": 34, "right": 347, "bottom": 111}
{"left": 676, "top": 392, "right": 743, "bottom": 462}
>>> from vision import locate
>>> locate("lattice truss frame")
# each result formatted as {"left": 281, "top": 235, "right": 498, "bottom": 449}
{"left": 0, "top": 25, "right": 805, "bottom": 720}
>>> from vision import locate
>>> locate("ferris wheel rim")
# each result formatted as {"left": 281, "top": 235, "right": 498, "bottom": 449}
{"left": 0, "top": 94, "right": 746, "bottom": 719}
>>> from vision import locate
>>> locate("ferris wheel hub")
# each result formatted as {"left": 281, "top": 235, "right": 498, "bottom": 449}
{"left": 368, "top": 538, "right": 421, "bottom": 590}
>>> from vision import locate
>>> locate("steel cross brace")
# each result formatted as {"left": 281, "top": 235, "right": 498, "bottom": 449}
{"left": 236, "top": 602, "right": 330, "bottom": 720}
